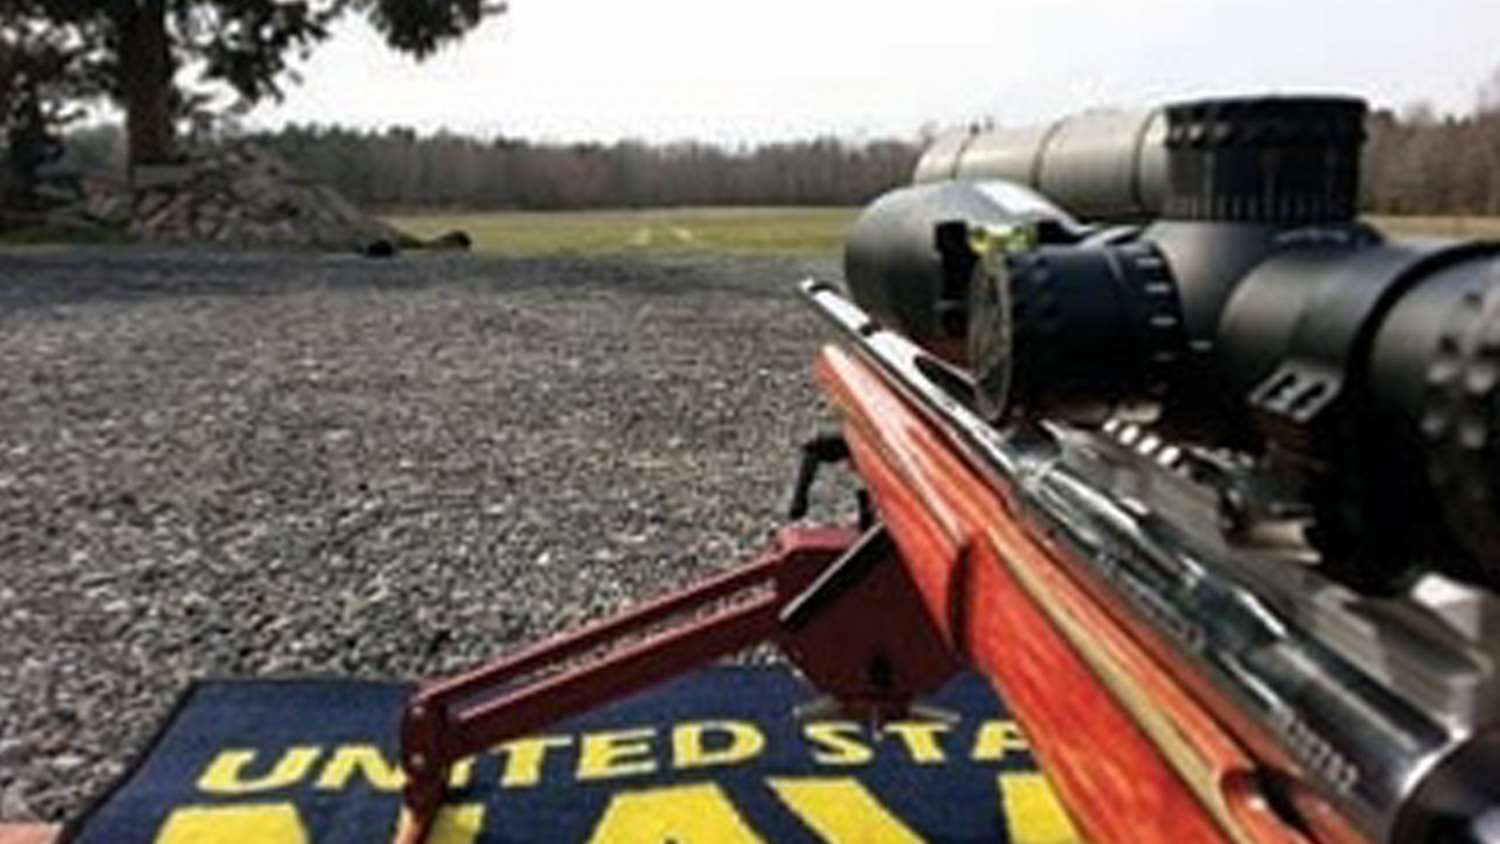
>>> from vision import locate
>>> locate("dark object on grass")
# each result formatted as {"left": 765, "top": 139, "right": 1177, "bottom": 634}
{"left": 362, "top": 238, "right": 398, "bottom": 258}
{"left": 427, "top": 230, "right": 472, "bottom": 251}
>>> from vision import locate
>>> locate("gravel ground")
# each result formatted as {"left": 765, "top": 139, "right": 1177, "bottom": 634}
{"left": 0, "top": 247, "right": 860, "bottom": 822}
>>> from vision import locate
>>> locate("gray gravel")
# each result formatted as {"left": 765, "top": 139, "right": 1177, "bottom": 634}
{"left": 0, "top": 247, "right": 860, "bottom": 822}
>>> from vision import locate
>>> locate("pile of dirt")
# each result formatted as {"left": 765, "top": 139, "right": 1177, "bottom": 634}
{"left": 43, "top": 144, "right": 457, "bottom": 253}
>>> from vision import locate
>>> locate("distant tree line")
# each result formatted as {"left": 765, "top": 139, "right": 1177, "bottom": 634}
{"left": 243, "top": 126, "right": 923, "bottom": 209}
{"left": 1364, "top": 103, "right": 1500, "bottom": 215}
{"left": 244, "top": 98, "right": 1500, "bottom": 214}
{"left": 17, "top": 91, "right": 1500, "bottom": 215}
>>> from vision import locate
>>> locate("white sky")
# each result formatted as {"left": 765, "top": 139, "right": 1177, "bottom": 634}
{"left": 249, "top": 0, "right": 1500, "bottom": 143}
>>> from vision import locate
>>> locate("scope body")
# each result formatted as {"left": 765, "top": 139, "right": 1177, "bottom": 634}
{"left": 913, "top": 107, "right": 1169, "bottom": 219}
{"left": 844, "top": 96, "right": 1500, "bottom": 594}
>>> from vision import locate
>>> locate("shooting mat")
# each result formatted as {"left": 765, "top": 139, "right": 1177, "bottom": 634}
{"left": 62, "top": 669, "right": 1080, "bottom": 843}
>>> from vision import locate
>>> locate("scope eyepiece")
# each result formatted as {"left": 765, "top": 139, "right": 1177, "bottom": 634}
{"left": 962, "top": 237, "right": 1186, "bottom": 425}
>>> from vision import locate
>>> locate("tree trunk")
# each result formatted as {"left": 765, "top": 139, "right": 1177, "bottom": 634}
{"left": 121, "top": 0, "right": 174, "bottom": 167}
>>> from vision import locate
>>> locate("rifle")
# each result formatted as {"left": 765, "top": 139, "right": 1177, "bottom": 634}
{"left": 397, "top": 96, "right": 1500, "bottom": 844}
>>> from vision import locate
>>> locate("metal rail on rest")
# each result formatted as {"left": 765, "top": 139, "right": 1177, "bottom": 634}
{"left": 798, "top": 278, "right": 1500, "bottom": 844}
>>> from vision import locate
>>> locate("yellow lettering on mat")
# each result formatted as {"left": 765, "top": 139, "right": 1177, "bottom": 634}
{"left": 496, "top": 735, "right": 573, "bottom": 788}
{"left": 155, "top": 803, "right": 308, "bottom": 843}
{"left": 883, "top": 721, "right": 951, "bottom": 764}
{"left": 394, "top": 805, "right": 487, "bottom": 844}
{"left": 769, "top": 777, "right": 926, "bottom": 843}
{"left": 196, "top": 747, "right": 321, "bottom": 794}
{"left": 314, "top": 744, "right": 404, "bottom": 791}
{"left": 971, "top": 720, "right": 1030, "bottom": 761}
{"left": 577, "top": 728, "right": 656, "bottom": 781}
{"left": 672, "top": 721, "right": 765, "bottom": 770}
{"left": 998, "top": 772, "right": 1083, "bottom": 844}
{"left": 587, "top": 783, "right": 766, "bottom": 843}
{"left": 802, "top": 722, "right": 873, "bottom": 765}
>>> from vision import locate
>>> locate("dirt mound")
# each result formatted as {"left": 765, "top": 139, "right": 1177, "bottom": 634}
{"left": 48, "top": 144, "right": 443, "bottom": 253}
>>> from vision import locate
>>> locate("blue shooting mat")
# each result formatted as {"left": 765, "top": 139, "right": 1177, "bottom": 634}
{"left": 65, "top": 669, "right": 1079, "bottom": 843}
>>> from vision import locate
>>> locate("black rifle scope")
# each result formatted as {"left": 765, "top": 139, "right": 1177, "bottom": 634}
{"left": 845, "top": 96, "right": 1500, "bottom": 592}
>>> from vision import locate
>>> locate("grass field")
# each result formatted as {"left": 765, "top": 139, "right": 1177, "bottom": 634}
{"left": 387, "top": 207, "right": 1500, "bottom": 257}
{"left": 385, "top": 206, "right": 859, "bottom": 257}
{"left": 1368, "top": 215, "right": 1500, "bottom": 239}
{"left": 5, "top": 207, "right": 1498, "bottom": 255}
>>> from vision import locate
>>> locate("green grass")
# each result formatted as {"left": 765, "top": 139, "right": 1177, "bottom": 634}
{"left": 384, "top": 207, "right": 859, "bottom": 257}
{"left": 6, "top": 206, "right": 1497, "bottom": 256}
{"left": 1369, "top": 215, "right": 1500, "bottom": 240}
{"left": 0, "top": 222, "right": 135, "bottom": 248}
{"left": 389, "top": 208, "right": 1500, "bottom": 259}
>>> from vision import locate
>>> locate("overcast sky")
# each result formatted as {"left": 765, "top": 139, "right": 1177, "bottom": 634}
{"left": 249, "top": 0, "right": 1499, "bottom": 143}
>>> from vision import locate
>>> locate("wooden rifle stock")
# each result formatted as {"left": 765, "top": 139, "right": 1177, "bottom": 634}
{"left": 815, "top": 343, "right": 1331, "bottom": 844}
